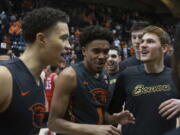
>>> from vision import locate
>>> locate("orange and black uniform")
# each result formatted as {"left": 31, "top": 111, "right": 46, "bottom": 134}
{"left": 64, "top": 62, "right": 109, "bottom": 124}
{"left": 0, "top": 58, "right": 46, "bottom": 135}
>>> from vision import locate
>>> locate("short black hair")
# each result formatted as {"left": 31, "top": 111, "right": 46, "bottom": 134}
{"left": 130, "top": 21, "right": 150, "bottom": 32}
{"left": 79, "top": 26, "right": 114, "bottom": 47}
{"left": 109, "top": 46, "right": 120, "bottom": 56}
{"left": 22, "top": 7, "right": 69, "bottom": 43}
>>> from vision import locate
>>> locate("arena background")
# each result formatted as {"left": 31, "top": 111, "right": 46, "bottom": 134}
{"left": 0, "top": 0, "right": 179, "bottom": 59}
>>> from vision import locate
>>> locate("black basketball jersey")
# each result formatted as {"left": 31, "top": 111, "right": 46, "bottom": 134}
{"left": 0, "top": 58, "right": 46, "bottom": 135}
{"left": 64, "top": 62, "right": 109, "bottom": 124}
{"left": 109, "top": 64, "right": 180, "bottom": 135}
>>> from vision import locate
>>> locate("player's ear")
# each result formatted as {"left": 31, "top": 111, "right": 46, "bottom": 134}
{"left": 162, "top": 44, "right": 168, "bottom": 53}
{"left": 82, "top": 47, "right": 86, "bottom": 57}
{"left": 36, "top": 32, "right": 46, "bottom": 47}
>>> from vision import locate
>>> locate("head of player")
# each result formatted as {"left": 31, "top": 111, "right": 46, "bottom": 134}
{"left": 80, "top": 26, "right": 114, "bottom": 74}
{"left": 21, "top": 7, "right": 70, "bottom": 67}
{"left": 140, "top": 25, "right": 171, "bottom": 67}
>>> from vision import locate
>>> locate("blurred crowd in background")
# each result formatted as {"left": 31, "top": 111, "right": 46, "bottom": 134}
{"left": 0, "top": 0, "right": 177, "bottom": 67}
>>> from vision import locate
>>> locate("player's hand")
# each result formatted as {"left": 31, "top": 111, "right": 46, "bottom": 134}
{"left": 159, "top": 99, "right": 180, "bottom": 120}
{"left": 113, "top": 110, "right": 135, "bottom": 125}
{"left": 87, "top": 125, "right": 121, "bottom": 135}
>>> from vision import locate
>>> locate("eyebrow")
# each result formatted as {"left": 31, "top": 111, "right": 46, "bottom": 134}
{"left": 143, "top": 38, "right": 155, "bottom": 40}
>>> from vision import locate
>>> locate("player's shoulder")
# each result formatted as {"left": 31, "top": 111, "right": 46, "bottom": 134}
{"left": 59, "top": 66, "right": 76, "bottom": 80}
{"left": 0, "top": 65, "right": 12, "bottom": 81}
{"left": 122, "top": 64, "right": 143, "bottom": 75}
{"left": 58, "top": 66, "right": 77, "bottom": 83}
{"left": 0, "top": 66, "right": 13, "bottom": 112}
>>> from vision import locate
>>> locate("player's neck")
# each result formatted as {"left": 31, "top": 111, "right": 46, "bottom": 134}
{"left": 83, "top": 61, "right": 98, "bottom": 76}
{"left": 20, "top": 47, "right": 45, "bottom": 79}
{"left": 144, "top": 61, "right": 164, "bottom": 74}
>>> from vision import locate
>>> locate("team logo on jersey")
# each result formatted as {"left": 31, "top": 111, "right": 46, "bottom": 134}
{"left": 90, "top": 88, "right": 108, "bottom": 105}
{"left": 132, "top": 84, "right": 171, "bottom": 96}
{"left": 110, "top": 79, "right": 117, "bottom": 84}
{"left": 29, "top": 103, "right": 46, "bottom": 128}
{"left": 20, "top": 91, "right": 30, "bottom": 96}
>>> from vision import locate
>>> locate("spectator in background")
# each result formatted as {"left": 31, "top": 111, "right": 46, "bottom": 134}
{"left": 106, "top": 46, "right": 121, "bottom": 102}
{"left": 113, "top": 37, "right": 120, "bottom": 47}
{"left": 0, "top": 49, "right": 11, "bottom": 60}
{"left": 45, "top": 65, "right": 59, "bottom": 111}
{"left": 63, "top": 45, "right": 73, "bottom": 66}
{"left": 119, "top": 21, "right": 149, "bottom": 71}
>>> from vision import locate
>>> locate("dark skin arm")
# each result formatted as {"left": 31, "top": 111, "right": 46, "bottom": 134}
{"left": 48, "top": 67, "right": 134, "bottom": 135}
{"left": 0, "top": 66, "right": 13, "bottom": 113}
{"left": 48, "top": 67, "right": 77, "bottom": 134}
{"left": 105, "top": 112, "right": 135, "bottom": 125}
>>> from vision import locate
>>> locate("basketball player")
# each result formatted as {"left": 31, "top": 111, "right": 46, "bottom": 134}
{"left": 48, "top": 26, "right": 135, "bottom": 135}
{"left": 0, "top": 7, "right": 69, "bottom": 135}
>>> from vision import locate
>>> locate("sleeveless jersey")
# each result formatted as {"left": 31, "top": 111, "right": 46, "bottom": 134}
{"left": 64, "top": 62, "right": 109, "bottom": 124}
{"left": 0, "top": 58, "right": 46, "bottom": 135}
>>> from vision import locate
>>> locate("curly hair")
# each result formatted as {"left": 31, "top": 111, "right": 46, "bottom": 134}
{"left": 22, "top": 7, "right": 69, "bottom": 43}
{"left": 79, "top": 26, "right": 114, "bottom": 47}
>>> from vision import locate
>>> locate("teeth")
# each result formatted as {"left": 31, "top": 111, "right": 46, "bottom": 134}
{"left": 142, "top": 50, "right": 149, "bottom": 54}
